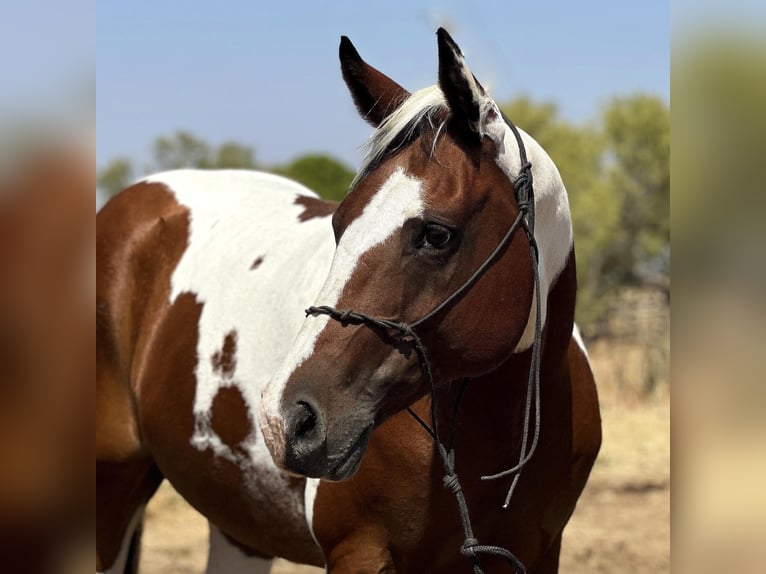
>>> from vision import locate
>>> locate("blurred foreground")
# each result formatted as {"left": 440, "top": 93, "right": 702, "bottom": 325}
{"left": 0, "top": 139, "right": 94, "bottom": 572}
{"left": 673, "top": 22, "right": 766, "bottom": 574}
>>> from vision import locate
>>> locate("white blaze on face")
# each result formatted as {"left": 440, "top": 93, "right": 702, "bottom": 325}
{"left": 261, "top": 167, "right": 425, "bottom": 419}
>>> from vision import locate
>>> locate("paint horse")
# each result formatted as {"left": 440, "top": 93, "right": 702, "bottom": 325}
{"left": 96, "top": 29, "right": 600, "bottom": 574}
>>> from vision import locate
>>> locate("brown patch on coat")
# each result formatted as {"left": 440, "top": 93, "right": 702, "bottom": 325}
{"left": 210, "top": 386, "right": 252, "bottom": 451}
{"left": 97, "top": 180, "right": 194, "bottom": 570}
{"left": 250, "top": 256, "right": 264, "bottom": 270}
{"left": 211, "top": 330, "right": 237, "bottom": 379}
{"left": 97, "top": 180, "right": 191, "bottom": 460}
{"left": 137, "top": 290, "right": 323, "bottom": 565}
{"left": 294, "top": 195, "right": 338, "bottom": 222}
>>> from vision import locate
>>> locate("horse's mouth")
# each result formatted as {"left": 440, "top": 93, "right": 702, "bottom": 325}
{"left": 326, "top": 425, "right": 373, "bottom": 481}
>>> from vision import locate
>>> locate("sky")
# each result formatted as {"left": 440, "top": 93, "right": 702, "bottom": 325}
{"left": 97, "top": 1, "right": 669, "bottom": 172}
{"left": 0, "top": 1, "right": 93, "bottom": 129}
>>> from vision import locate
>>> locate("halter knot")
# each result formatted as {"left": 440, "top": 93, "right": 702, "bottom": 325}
{"left": 339, "top": 309, "right": 354, "bottom": 323}
{"left": 514, "top": 162, "right": 533, "bottom": 205}
{"left": 460, "top": 537, "right": 480, "bottom": 558}
{"left": 394, "top": 323, "right": 418, "bottom": 344}
{"left": 443, "top": 473, "right": 462, "bottom": 494}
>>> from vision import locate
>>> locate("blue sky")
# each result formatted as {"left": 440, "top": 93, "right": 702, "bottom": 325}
{"left": 97, "top": 1, "right": 669, "bottom": 171}
{"left": 1, "top": 1, "right": 93, "bottom": 126}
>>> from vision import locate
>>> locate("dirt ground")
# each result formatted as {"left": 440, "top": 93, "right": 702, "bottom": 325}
{"left": 139, "top": 388, "right": 669, "bottom": 574}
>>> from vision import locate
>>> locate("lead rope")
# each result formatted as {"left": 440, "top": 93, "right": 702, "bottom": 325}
{"left": 306, "top": 116, "right": 541, "bottom": 574}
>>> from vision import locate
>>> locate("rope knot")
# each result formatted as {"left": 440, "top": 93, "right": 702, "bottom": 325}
{"left": 514, "top": 162, "right": 533, "bottom": 206}
{"left": 339, "top": 309, "right": 353, "bottom": 323}
{"left": 395, "top": 323, "right": 417, "bottom": 342}
{"left": 443, "top": 473, "right": 462, "bottom": 494}
{"left": 516, "top": 199, "right": 532, "bottom": 213}
{"left": 460, "top": 537, "right": 480, "bottom": 558}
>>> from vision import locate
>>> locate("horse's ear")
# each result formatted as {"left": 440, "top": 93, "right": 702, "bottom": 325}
{"left": 437, "top": 28, "right": 487, "bottom": 141}
{"left": 340, "top": 36, "right": 411, "bottom": 127}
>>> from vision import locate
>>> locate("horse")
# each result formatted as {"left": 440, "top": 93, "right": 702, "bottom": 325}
{"left": 96, "top": 29, "right": 600, "bottom": 574}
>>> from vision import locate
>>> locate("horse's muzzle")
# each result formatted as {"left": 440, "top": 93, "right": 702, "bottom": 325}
{"left": 260, "top": 395, "right": 373, "bottom": 481}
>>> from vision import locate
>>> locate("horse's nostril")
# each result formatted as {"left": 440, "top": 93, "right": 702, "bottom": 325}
{"left": 294, "top": 400, "right": 317, "bottom": 439}
{"left": 284, "top": 398, "right": 328, "bottom": 477}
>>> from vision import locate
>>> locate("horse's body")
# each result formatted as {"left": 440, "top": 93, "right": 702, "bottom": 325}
{"left": 97, "top": 29, "right": 600, "bottom": 574}
{"left": 97, "top": 170, "right": 333, "bottom": 572}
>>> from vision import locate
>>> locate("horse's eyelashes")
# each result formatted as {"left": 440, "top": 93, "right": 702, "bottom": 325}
{"left": 418, "top": 222, "right": 454, "bottom": 250}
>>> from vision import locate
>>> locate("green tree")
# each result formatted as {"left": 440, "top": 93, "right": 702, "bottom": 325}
{"left": 276, "top": 154, "right": 354, "bottom": 201}
{"left": 97, "top": 131, "right": 258, "bottom": 200}
{"left": 151, "top": 130, "right": 212, "bottom": 171}
{"left": 96, "top": 157, "right": 134, "bottom": 199}
{"left": 500, "top": 95, "right": 669, "bottom": 335}
{"left": 501, "top": 98, "right": 616, "bottom": 332}
{"left": 603, "top": 95, "right": 670, "bottom": 284}
{"left": 215, "top": 141, "right": 257, "bottom": 169}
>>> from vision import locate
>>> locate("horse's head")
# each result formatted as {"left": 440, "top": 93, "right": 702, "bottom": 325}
{"left": 260, "top": 29, "right": 572, "bottom": 480}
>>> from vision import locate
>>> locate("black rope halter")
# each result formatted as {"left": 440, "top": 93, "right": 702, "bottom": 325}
{"left": 306, "top": 115, "right": 543, "bottom": 574}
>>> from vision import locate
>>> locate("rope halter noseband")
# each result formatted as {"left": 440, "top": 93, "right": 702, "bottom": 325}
{"left": 305, "top": 115, "right": 543, "bottom": 574}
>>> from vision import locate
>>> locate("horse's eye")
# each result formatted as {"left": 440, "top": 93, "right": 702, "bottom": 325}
{"left": 419, "top": 223, "right": 453, "bottom": 249}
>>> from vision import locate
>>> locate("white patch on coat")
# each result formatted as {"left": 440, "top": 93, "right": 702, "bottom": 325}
{"left": 99, "top": 505, "right": 144, "bottom": 574}
{"left": 143, "top": 169, "right": 336, "bottom": 514}
{"left": 484, "top": 110, "right": 573, "bottom": 351}
{"left": 261, "top": 168, "right": 424, "bottom": 420}
{"left": 205, "top": 524, "right": 273, "bottom": 574}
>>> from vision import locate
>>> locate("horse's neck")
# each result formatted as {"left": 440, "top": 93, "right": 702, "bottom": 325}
{"left": 440, "top": 249, "right": 576, "bottom": 457}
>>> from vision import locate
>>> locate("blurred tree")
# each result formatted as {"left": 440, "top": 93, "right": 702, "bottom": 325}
{"left": 603, "top": 95, "right": 670, "bottom": 285}
{"left": 97, "top": 131, "right": 257, "bottom": 200}
{"left": 674, "top": 36, "right": 766, "bottom": 289}
{"left": 151, "top": 131, "right": 212, "bottom": 171}
{"left": 96, "top": 158, "right": 134, "bottom": 199}
{"left": 276, "top": 154, "right": 354, "bottom": 201}
{"left": 215, "top": 141, "right": 257, "bottom": 169}
{"left": 501, "top": 98, "right": 614, "bottom": 333}
{"left": 501, "top": 95, "right": 669, "bottom": 336}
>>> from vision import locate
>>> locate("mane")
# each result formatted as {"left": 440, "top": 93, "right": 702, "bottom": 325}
{"left": 353, "top": 85, "right": 449, "bottom": 188}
